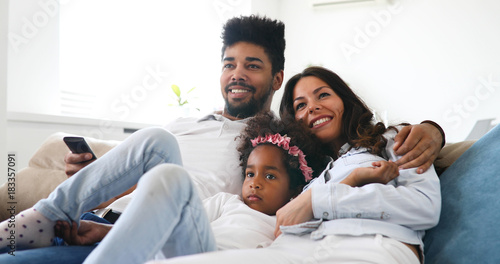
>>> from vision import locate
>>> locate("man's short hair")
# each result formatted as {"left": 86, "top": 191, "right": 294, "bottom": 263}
{"left": 221, "top": 15, "right": 285, "bottom": 75}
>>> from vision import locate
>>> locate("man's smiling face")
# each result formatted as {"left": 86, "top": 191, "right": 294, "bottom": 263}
{"left": 220, "top": 41, "right": 281, "bottom": 120}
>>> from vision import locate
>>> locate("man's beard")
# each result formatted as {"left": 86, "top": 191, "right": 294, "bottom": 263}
{"left": 224, "top": 82, "right": 273, "bottom": 119}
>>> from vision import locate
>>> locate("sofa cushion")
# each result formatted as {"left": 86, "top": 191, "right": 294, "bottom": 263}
{"left": 424, "top": 125, "right": 500, "bottom": 263}
{"left": 434, "top": 140, "right": 475, "bottom": 175}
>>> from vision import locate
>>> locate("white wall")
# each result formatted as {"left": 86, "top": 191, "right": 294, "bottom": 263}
{"left": 251, "top": 0, "right": 281, "bottom": 18}
{"left": 273, "top": 0, "right": 500, "bottom": 142}
{"left": 7, "top": 0, "right": 60, "bottom": 115}
{"left": 0, "top": 0, "right": 8, "bottom": 184}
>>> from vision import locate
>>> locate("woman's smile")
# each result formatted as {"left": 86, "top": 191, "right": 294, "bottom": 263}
{"left": 310, "top": 116, "right": 333, "bottom": 129}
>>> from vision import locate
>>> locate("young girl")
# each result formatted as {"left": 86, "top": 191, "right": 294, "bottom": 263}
{"left": 201, "top": 112, "right": 328, "bottom": 251}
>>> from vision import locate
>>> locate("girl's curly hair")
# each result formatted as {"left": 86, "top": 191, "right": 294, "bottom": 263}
{"left": 237, "top": 112, "right": 328, "bottom": 190}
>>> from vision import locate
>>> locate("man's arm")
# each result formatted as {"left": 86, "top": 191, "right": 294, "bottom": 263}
{"left": 393, "top": 121, "right": 445, "bottom": 173}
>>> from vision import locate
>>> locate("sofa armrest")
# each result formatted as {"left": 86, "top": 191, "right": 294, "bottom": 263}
{"left": 434, "top": 140, "right": 476, "bottom": 175}
{"left": 0, "top": 132, "right": 121, "bottom": 221}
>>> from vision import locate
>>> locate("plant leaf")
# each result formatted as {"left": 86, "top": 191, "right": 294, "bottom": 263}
{"left": 187, "top": 87, "right": 196, "bottom": 94}
{"left": 171, "top": 84, "right": 181, "bottom": 97}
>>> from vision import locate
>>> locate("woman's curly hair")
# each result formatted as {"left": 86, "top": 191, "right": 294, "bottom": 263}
{"left": 237, "top": 112, "right": 328, "bottom": 190}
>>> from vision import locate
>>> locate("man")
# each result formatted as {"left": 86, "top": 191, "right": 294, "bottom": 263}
{"left": 0, "top": 15, "right": 443, "bottom": 263}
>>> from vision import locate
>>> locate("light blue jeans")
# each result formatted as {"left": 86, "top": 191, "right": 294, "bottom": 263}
{"left": 35, "top": 127, "right": 182, "bottom": 222}
{"left": 85, "top": 164, "right": 216, "bottom": 263}
{"left": 33, "top": 127, "right": 216, "bottom": 263}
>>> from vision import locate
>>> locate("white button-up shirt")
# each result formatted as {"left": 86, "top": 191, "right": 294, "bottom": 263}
{"left": 304, "top": 130, "right": 441, "bottom": 248}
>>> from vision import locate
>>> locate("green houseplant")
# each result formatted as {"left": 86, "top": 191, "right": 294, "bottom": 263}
{"left": 169, "top": 84, "right": 196, "bottom": 107}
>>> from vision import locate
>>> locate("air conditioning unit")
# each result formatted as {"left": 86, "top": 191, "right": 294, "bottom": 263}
{"left": 311, "top": 0, "right": 385, "bottom": 7}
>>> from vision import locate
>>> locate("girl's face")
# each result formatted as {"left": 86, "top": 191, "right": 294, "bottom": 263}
{"left": 292, "top": 76, "right": 345, "bottom": 147}
{"left": 242, "top": 145, "right": 296, "bottom": 215}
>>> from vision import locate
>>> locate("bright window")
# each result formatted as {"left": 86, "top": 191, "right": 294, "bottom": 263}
{"left": 59, "top": 0, "right": 250, "bottom": 124}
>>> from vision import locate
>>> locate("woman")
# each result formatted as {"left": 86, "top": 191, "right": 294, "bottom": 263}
{"left": 275, "top": 66, "right": 440, "bottom": 263}
{"left": 154, "top": 67, "right": 441, "bottom": 264}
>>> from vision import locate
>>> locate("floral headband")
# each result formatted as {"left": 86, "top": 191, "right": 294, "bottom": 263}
{"left": 250, "top": 133, "right": 313, "bottom": 182}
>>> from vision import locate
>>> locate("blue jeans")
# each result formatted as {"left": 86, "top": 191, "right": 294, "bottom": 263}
{"left": 35, "top": 127, "right": 183, "bottom": 224}
{"left": 0, "top": 245, "right": 97, "bottom": 264}
{"left": 84, "top": 164, "right": 216, "bottom": 263}
{"left": 0, "top": 127, "right": 216, "bottom": 263}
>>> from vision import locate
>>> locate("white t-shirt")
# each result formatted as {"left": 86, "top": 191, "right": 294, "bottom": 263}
{"left": 203, "top": 192, "right": 276, "bottom": 250}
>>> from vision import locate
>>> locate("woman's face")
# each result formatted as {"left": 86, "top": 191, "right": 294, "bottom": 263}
{"left": 292, "top": 76, "right": 345, "bottom": 146}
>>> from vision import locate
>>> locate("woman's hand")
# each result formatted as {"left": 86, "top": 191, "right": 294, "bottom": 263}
{"left": 393, "top": 123, "right": 443, "bottom": 173}
{"left": 54, "top": 220, "right": 112, "bottom": 246}
{"left": 64, "top": 152, "right": 96, "bottom": 177}
{"left": 274, "top": 189, "right": 313, "bottom": 237}
{"left": 342, "top": 161, "right": 399, "bottom": 187}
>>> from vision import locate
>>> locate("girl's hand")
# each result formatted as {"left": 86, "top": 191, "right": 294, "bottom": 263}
{"left": 342, "top": 161, "right": 399, "bottom": 187}
{"left": 55, "top": 220, "right": 112, "bottom": 245}
{"left": 274, "top": 189, "right": 313, "bottom": 237}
